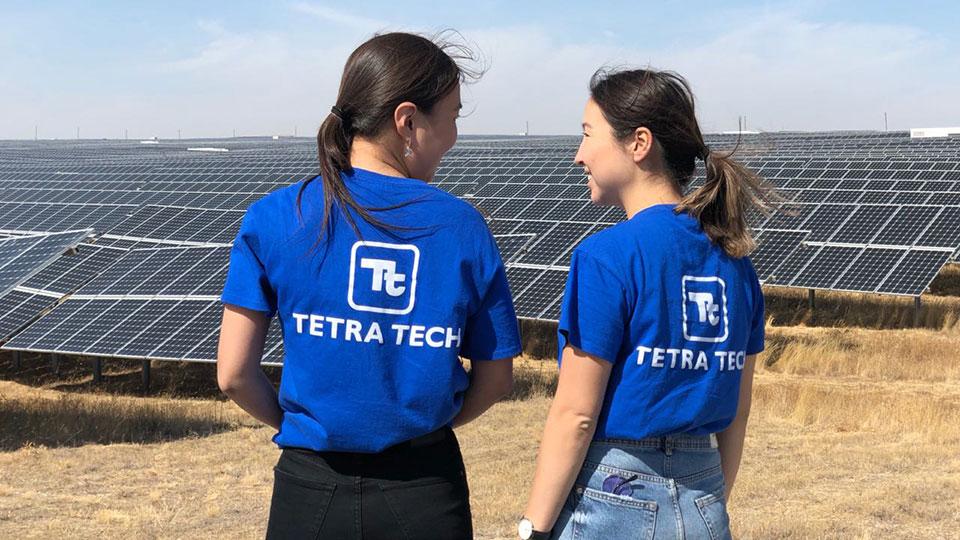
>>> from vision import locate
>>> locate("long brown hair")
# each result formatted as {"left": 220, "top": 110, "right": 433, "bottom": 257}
{"left": 589, "top": 68, "right": 775, "bottom": 258}
{"left": 297, "top": 31, "right": 480, "bottom": 246}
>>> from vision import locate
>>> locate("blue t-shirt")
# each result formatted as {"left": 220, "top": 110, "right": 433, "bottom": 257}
{"left": 221, "top": 167, "right": 522, "bottom": 452}
{"left": 557, "top": 203, "right": 765, "bottom": 440}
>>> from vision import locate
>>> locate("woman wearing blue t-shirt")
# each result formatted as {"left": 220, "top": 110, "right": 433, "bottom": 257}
{"left": 518, "top": 69, "right": 772, "bottom": 540}
{"left": 217, "top": 32, "right": 521, "bottom": 539}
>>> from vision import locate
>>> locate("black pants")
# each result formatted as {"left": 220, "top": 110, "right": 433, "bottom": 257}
{"left": 265, "top": 427, "right": 472, "bottom": 540}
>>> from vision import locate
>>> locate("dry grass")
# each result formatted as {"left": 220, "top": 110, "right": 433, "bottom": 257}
{"left": 0, "top": 390, "right": 238, "bottom": 450}
{"left": 0, "top": 381, "right": 275, "bottom": 539}
{"left": 2, "top": 284, "right": 960, "bottom": 538}
{"left": 762, "top": 325, "right": 960, "bottom": 382}
{"left": 763, "top": 285, "right": 960, "bottom": 333}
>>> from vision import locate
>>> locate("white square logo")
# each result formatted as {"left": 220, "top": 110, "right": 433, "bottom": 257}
{"left": 348, "top": 241, "right": 419, "bottom": 315}
{"left": 681, "top": 275, "right": 728, "bottom": 343}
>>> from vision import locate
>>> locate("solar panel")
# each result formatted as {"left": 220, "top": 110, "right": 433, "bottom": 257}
{"left": 493, "top": 234, "right": 536, "bottom": 264}
{"left": 0, "top": 229, "right": 92, "bottom": 296}
{"left": 876, "top": 249, "right": 951, "bottom": 295}
{"left": 505, "top": 266, "right": 545, "bottom": 301}
{"left": 751, "top": 230, "right": 810, "bottom": 282}
{"left": 804, "top": 204, "right": 856, "bottom": 241}
{"left": 71, "top": 246, "right": 229, "bottom": 297}
{"left": 917, "top": 207, "right": 960, "bottom": 247}
{"left": 2, "top": 296, "right": 283, "bottom": 363}
{"left": 101, "top": 205, "right": 244, "bottom": 244}
{"left": 831, "top": 206, "right": 896, "bottom": 244}
{"left": 113, "top": 301, "right": 217, "bottom": 358}
{"left": 0, "top": 242, "right": 128, "bottom": 343}
{"left": 872, "top": 206, "right": 941, "bottom": 245}
{"left": 21, "top": 242, "right": 127, "bottom": 294}
{"left": 1, "top": 242, "right": 241, "bottom": 357}
{"left": 0, "top": 290, "right": 54, "bottom": 344}
{"left": 790, "top": 246, "right": 863, "bottom": 289}
{"left": 765, "top": 244, "right": 820, "bottom": 286}
{"left": 832, "top": 248, "right": 907, "bottom": 292}
{"left": 514, "top": 269, "right": 567, "bottom": 320}
{"left": 515, "top": 222, "right": 594, "bottom": 266}
{"left": 0, "top": 202, "right": 131, "bottom": 232}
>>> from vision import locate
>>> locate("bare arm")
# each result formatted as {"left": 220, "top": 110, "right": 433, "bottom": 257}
{"left": 522, "top": 345, "right": 612, "bottom": 533}
{"left": 452, "top": 357, "right": 514, "bottom": 428}
{"left": 716, "top": 353, "right": 757, "bottom": 502}
{"left": 216, "top": 304, "right": 283, "bottom": 430}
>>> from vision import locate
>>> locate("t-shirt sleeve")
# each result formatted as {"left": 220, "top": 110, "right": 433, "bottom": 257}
{"left": 557, "top": 248, "right": 628, "bottom": 364}
{"left": 459, "top": 227, "right": 522, "bottom": 361}
{"left": 220, "top": 207, "right": 278, "bottom": 318}
{"left": 746, "top": 258, "right": 765, "bottom": 355}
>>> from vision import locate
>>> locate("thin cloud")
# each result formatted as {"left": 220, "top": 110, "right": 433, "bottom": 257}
{"left": 291, "top": 2, "right": 390, "bottom": 33}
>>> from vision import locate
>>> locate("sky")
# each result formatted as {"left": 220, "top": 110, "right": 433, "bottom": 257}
{"left": 2, "top": 0, "right": 959, "bottom": 139}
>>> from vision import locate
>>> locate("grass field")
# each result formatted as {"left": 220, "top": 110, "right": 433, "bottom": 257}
{"left": 2, "top": 277, "right": 960, "bottom": 539}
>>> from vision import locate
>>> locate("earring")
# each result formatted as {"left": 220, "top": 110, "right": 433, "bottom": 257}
{"left": 404, "top": 142, "right": 413, "bottom": 158}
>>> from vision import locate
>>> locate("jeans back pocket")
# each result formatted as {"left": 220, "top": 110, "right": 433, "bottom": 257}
{"left": 695, "top": 491, "right": 732, "bottom": 540}
{"left": 573, "top": 486, "right": 657, "bottom": 540}
{"left": 266, "top": 466, "right": 337, "bottom": 539}
{"left": 376, "top": 475, "right": 472, "bottom": 540}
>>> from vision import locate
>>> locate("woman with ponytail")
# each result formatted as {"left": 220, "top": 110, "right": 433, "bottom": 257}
{"left": 217, "top": 32, "right": 520, "bottom": 539}
{"left": 518, "top": 68, "right": 773, "bottom": 540}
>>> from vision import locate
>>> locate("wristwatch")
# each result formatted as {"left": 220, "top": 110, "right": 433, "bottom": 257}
{"left": 518, "top": 517, "right": 551, "bottom": 540}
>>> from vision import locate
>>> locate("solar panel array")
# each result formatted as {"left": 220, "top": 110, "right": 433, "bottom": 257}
{"left": 3, "top": 245, "right": 283, "bottom": 365}
{"left": 1, "top": 242, "right": 127, "bottom": 342}
{"left": 0, "top": 131, "right": 958, "bottom": 366}
{"left": 0, "top": 139, "right": 301, "bottom": 363}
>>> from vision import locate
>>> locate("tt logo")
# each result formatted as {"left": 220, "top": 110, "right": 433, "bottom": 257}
{"left": 681, "top": 275, "right": 728, "bottom": 343}
{"left": 360, "top": 258, "right": 406, "bottom": 297}
{"left": 348, "top": 241, "right": 420, "bottom": 315}
{"left": 687, "top": 291, "right": 720, "bottom": 326}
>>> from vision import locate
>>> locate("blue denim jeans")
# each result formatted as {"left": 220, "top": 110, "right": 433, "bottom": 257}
{"left": 551, "top": 434, "right": 731, "bottom": 540}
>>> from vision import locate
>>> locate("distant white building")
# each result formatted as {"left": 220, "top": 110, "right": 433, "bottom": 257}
{"left": 910, "top": 127, "right": 960, "bottom": 138}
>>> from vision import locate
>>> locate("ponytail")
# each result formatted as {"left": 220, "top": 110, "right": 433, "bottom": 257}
{"left": 295, "top": 107, "right": 394, "bottom": 249}
{"left": 677, "top": 146, "right": 775, "bottom": 258}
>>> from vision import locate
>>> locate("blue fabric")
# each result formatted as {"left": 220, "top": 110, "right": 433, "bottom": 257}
{"left": 221, "top": 168, "right": 521, "bottom": 453}
{"left": 557, "top": 204, "right": 765, "bottom": 440}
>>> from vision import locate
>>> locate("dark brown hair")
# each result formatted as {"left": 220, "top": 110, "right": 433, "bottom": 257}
{"left": 296, "top": 31, "right": 480, "bottom": 245}
{"left": 589, "top": 68, "right": 775, "bottom": 258}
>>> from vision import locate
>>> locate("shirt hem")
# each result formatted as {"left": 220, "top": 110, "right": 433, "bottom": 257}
{"left": 560, "top": 336, "right": 618, "bottom": 364}
{"left": 220, "top": 296, "right": 276, "bottom": 316}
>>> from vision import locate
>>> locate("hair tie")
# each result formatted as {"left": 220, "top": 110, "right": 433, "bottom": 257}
{"left": 330, "top": 105, "right": 352, "bottom": 130}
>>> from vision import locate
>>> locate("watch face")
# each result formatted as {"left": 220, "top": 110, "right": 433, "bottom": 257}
{"left": 518, "top": 518, "right": 533, "bottom": 539}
